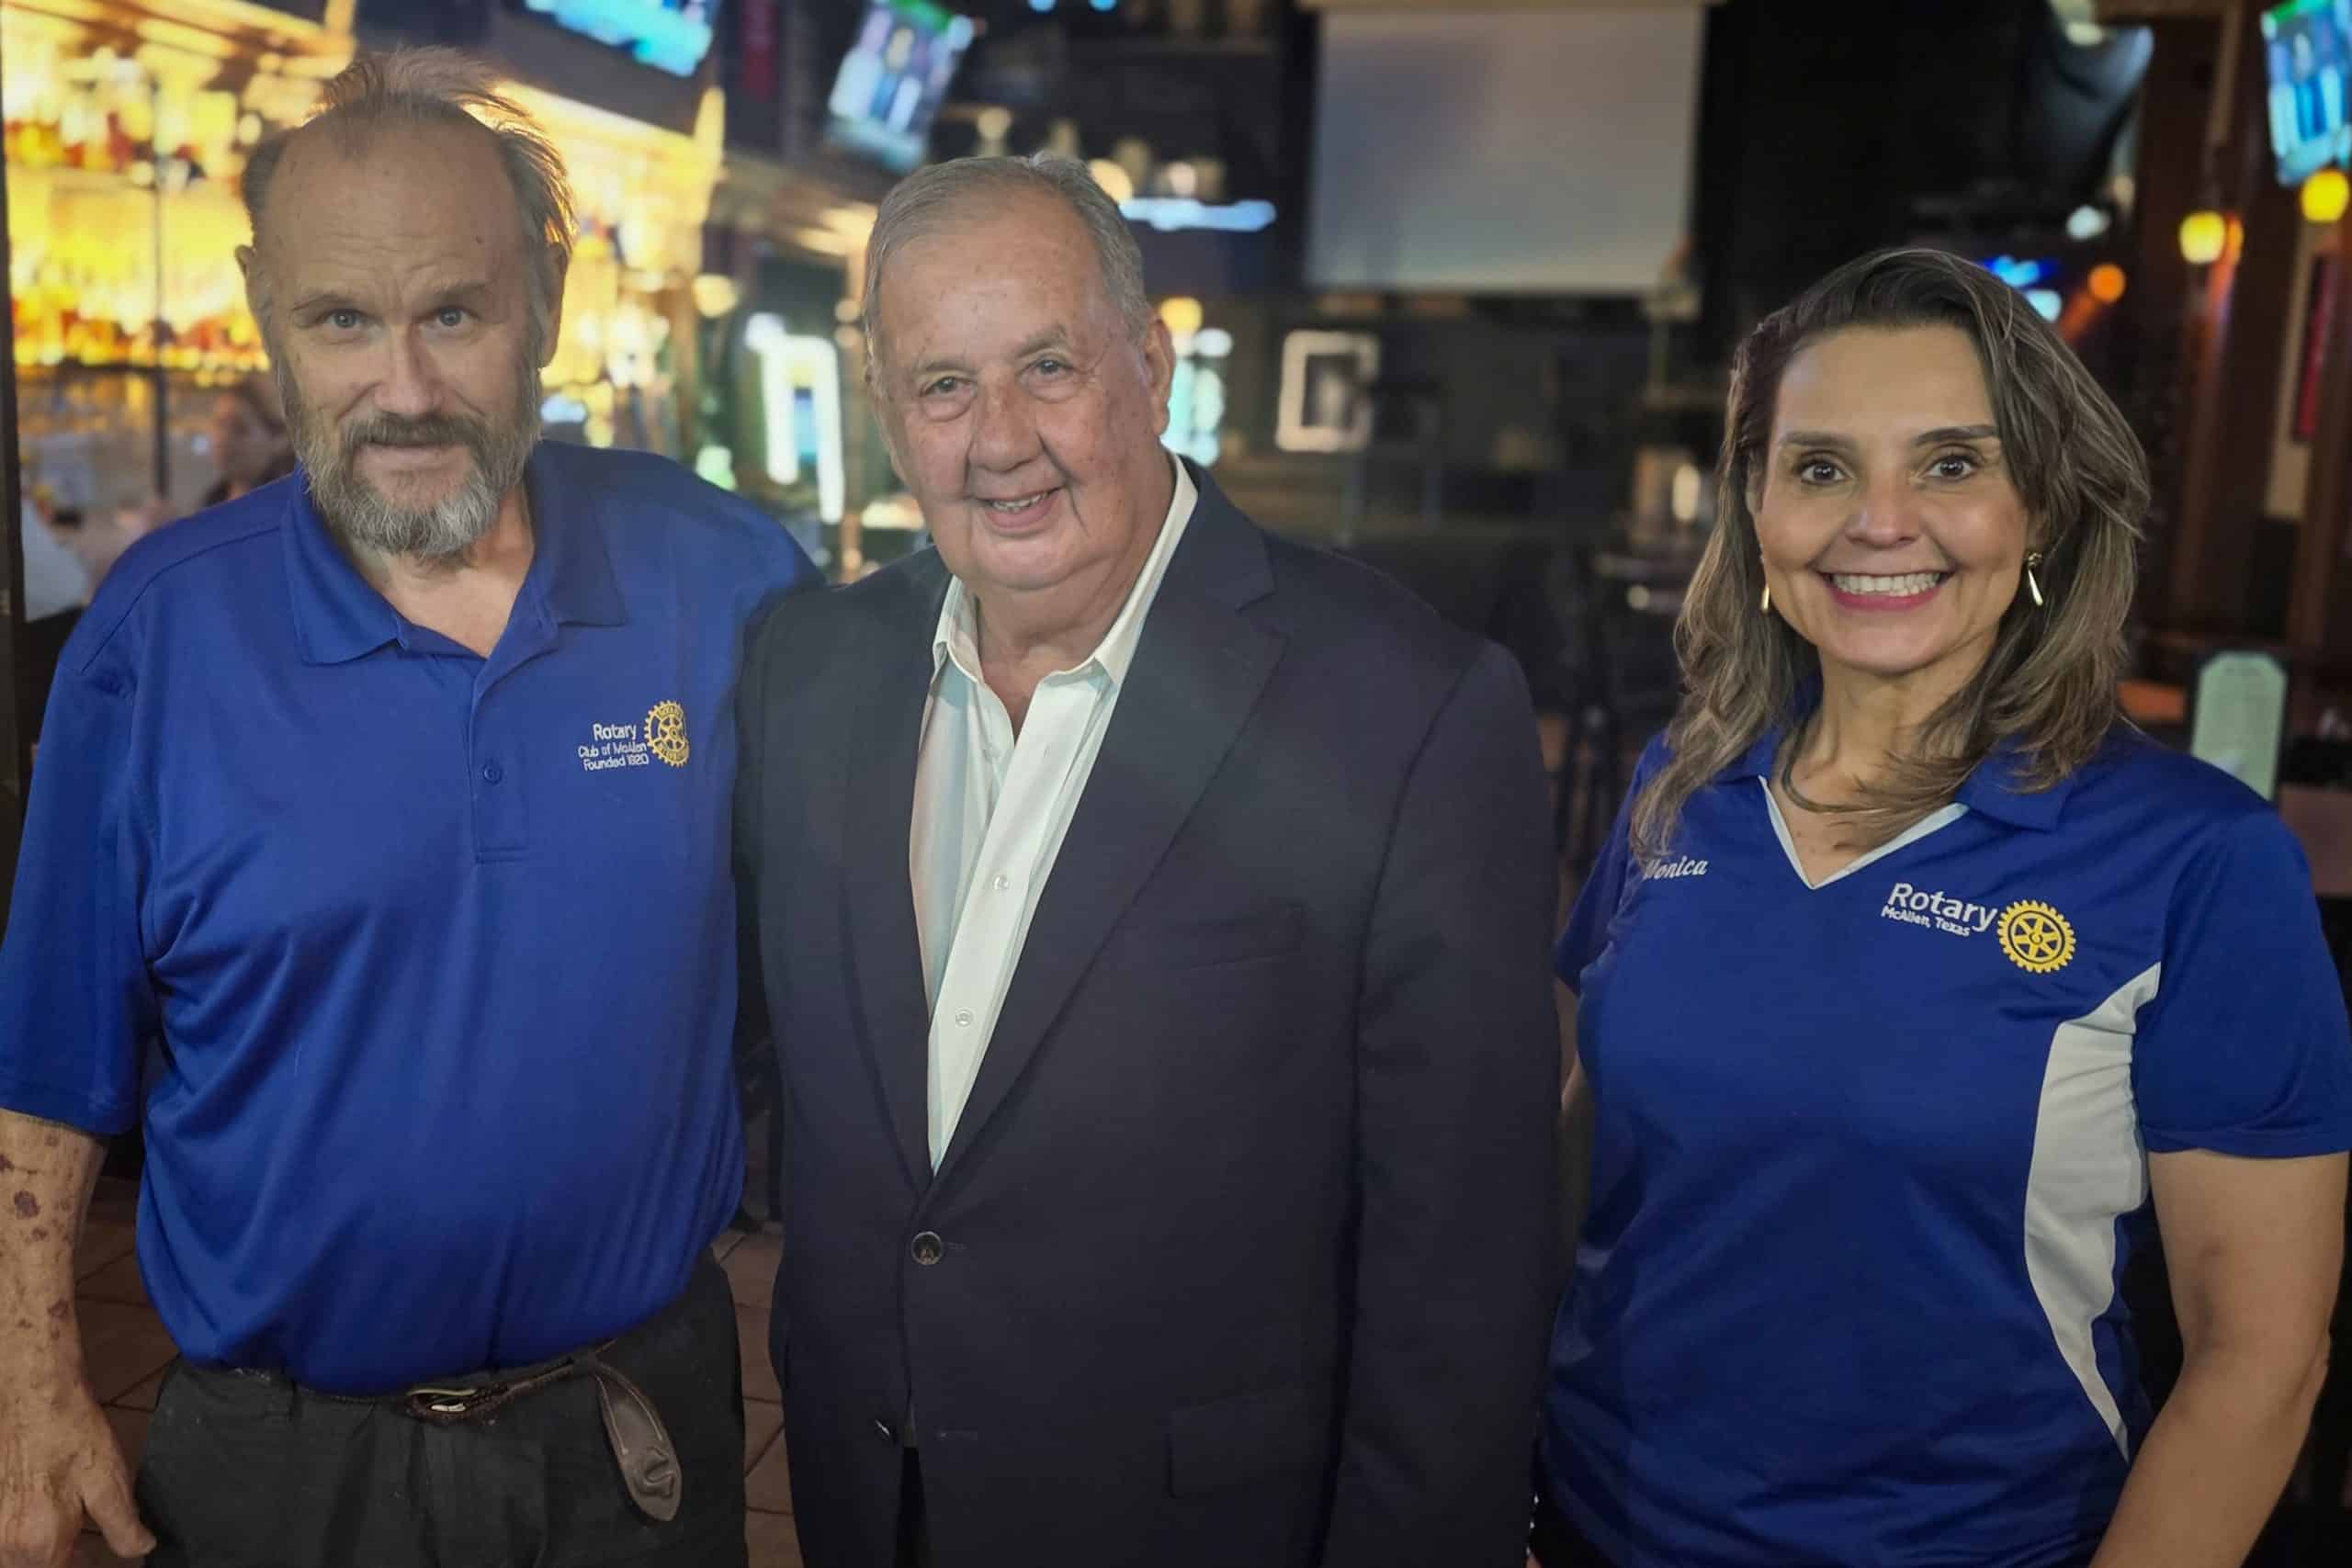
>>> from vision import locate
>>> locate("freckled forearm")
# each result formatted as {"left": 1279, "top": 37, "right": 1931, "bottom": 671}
{"left": 0, "top": 1109, "right": 103, "bottom": 1400}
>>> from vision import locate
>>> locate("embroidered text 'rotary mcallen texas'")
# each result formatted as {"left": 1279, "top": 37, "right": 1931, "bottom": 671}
{"left": 1880, "top": 881, "right": 1997, "bottom": 937}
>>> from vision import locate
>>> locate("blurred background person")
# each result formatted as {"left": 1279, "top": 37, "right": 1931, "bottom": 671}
{"left": 1539, "top": 249, "right": 2351, "bottom": 1568}
{"left": 200, "top": 372, "right": 295, "bottom": 508}
{"left": 17, "top": 490, "right": 91, "bottom": 745}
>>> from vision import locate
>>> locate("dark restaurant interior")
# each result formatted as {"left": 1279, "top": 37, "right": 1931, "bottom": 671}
{"left": 6, "top": 0, "right": 2352, "bottom": 1564}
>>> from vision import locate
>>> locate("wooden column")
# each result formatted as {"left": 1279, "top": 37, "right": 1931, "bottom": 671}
{"left": 2119, "top": 16, "right": 2222, "bottom": 625}
{"left": 2162, "top": 1, "right": 2304, "bottom": 635}
{"left": 2290, "top": 208, "right": 2352, "bottom": 670}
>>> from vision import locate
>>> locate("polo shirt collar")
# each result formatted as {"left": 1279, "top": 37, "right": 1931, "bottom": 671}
{"left": 1952, "top": 740, "right": 2077, "bottom": 830}
{"left": 522, "top": 443, "right": 627, "bottom": 629}
{"left": 283, "top": 443, "right": 625, "bottom": 665}
{"left": 281, "top": 476, "right": 394, "bottom": 664}
{"left": 1721, "top": 725, "right": 1784, "bottom": 785}
{"left": 1714, "top": 686, "right": 2077, "bottom": 830}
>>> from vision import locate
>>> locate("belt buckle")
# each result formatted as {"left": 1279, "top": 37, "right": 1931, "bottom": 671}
{"left": 405, "top": 1383, "right": 484, "bottom": 1417}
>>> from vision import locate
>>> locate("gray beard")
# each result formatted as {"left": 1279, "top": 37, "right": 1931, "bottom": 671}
{"left": 282, "top": 362, "right": 542, "bottom": 563}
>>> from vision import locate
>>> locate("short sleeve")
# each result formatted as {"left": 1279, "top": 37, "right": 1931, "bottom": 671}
{"left": 2134, "top": 809, "right": 2352, "bottom": 1158}
{"left": 1555, "top": 734, "right": 1669, "bottom": 995}
{"left": 0, "top": 653, "right": 155, "bottom": 1134}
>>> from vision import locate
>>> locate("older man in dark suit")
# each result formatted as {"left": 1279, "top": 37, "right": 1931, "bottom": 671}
{"left": 734, "top": 152, "right": 1560, "bottom": 1568}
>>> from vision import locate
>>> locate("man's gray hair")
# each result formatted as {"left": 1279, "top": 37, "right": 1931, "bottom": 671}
{"left": 861, "top": 153, "right": 1150, "bottom": 378}
{"left": 241, "top": 48, "right": 575, "bottom": 358}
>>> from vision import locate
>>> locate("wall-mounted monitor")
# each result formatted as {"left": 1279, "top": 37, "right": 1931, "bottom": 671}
{"left": 518, "top": 0, "right": 719, "bottom": 78}
{"left": 825, "top": 0, "right": 976, "bottom": 174}
{"left": 1307, "top": 9, "right": 1702, "bottom": 293}
{"left": 2265, "top": 0, "right": 2352, "bottom": 184}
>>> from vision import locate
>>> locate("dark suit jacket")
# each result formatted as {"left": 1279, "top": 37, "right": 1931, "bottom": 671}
{"left": 736, "top": 464, "right": 1562, "bottom": 1568}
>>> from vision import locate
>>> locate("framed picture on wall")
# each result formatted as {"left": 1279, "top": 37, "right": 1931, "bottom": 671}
{"left": 1276, "top": 331, "right": 1381, "bottom": 454}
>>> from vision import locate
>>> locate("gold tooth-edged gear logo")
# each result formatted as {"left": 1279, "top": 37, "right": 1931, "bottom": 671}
{"left": 646, "top": 700, "right": 689, "bottom": 767}
{"left": 1997, "top": 899, "right": 2074, "bottom": 974}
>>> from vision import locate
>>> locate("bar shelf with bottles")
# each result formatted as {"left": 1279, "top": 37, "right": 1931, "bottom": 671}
{"left": 511, "top": 83, "right": 729, "bottom": 458}
{"left": 5, "top": 6, "right": 341, "bottom": 513}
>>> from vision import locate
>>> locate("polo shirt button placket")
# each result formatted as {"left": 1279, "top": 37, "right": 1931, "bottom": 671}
{"left": 470, "top": 707, "right": 526, "bottom": 856}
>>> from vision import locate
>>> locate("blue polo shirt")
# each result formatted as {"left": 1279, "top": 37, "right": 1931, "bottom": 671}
{"left": 1544, "top": 725, "right": 2352, "bottom": 1568}
{"left": 0, "top": 443, "right": 812, "bottom": 1393}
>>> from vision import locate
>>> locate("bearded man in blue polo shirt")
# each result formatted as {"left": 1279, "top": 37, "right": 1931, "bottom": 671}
{"left": 0, "top": 48, "right": 811, "bottom": 1568}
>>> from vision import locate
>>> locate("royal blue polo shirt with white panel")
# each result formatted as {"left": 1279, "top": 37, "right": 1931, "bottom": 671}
{"left": 0, "top": 442, "right": 812, "bottom": 1394}
{"left": 1543, "top": 724, "right": 2352, "bottom": 1568}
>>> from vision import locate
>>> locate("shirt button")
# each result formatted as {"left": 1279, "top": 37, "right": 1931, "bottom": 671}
{"left": 990, "top": 874, "right": 1011, "bottom": 893}
{"left": 953, "top": 1009, "right": 975, "bottom": 1028}
{"left": 481, "top": 761, "right": 503, "bottom": 784}
{"left": 910, "top": 1231, "right": 944, "bottom": 1267}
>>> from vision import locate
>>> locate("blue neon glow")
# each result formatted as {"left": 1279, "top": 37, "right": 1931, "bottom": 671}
{"left": 524, "top": 0, "right": 716, "bottom": 77}
{"left": 1983, "top": 254, "right": 2051, "bottom": 288}
{"left": 1120, "top": 198, "right": 1277, "bottom": 233}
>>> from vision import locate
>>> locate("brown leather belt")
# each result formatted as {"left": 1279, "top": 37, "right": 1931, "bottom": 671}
{"left": 395, "top": 1345, "right": 683, "bottom": 1522}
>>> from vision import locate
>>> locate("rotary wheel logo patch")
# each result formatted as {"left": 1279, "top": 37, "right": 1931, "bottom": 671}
{"left": 646, "top": 701, "right": 690, "bottom": 767}
{"left": 1997, "top": 900, "right": 2074, "bottom": 974}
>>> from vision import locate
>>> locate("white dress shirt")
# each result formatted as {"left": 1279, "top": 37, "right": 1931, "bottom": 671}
{"left": 910, "top": 459, "right": 1198, "bottom": 1168}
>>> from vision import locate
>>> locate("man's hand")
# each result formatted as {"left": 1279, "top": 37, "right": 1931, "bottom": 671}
{"left": 0, "top": 1380, "right": 153, "bottom": 1566}
{"left": 0, "top": 1111, "right": 152, "bottom": 1565}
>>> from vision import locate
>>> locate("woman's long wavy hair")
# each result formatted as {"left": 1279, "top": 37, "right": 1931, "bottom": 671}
{"left": 1628, "top": 248, "right": 2150, "bottom": 864}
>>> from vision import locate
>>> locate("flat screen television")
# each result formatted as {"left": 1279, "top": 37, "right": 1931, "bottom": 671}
{"left": 825, "top": 0, "right": 976, "bottom": 174}
{"left": 2265, "top": 0, "right": 2352, "bottom": 184}
{"left": 518, "top": 0, "right": 718, "bottom": 79}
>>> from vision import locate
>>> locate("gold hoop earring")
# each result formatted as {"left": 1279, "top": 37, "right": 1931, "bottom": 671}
{"left": 1759, "top": 581, "right": 1772, "bottom": 615}
{"left": 2024, "top": 551, "right": 2045, "bottom": 609}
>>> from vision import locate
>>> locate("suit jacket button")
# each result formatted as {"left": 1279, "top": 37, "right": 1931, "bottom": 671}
{"left": 910, "top": 1231, "right": 944, "bottom": 1266}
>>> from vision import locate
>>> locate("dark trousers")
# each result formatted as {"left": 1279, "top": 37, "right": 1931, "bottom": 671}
{"left": 137, "top": 1256, "right": 747, "bottom": 1568}
{"left": 1530, "top": 1481, "right": 1617, "bottom": 1568}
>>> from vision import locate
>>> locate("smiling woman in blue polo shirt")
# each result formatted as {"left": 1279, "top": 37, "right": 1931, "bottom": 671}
{"left": 1539, "top": 248, "right": 2352, "bottom": 1568}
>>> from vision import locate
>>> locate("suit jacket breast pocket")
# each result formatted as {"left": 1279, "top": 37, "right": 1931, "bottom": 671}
{"left": 1118, "top": 903, "right": 1305, "bottom": 972}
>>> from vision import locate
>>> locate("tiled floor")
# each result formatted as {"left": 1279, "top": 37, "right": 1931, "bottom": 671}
{"left": 67, "top": 1178, "right": 804, "bottom": 1567}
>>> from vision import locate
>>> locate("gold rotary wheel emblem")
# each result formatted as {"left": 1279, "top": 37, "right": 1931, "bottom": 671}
{"left": 645, "top": 700, "right": 690, "bottom": 767}
{"left": 1997, "top": 900, "right": 2075, "bottom": 974}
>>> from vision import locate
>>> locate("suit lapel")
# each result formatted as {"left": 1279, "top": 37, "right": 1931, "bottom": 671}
{"left": 935, "top": 470, "right": 1283, "bottom": 1182}
{"left": 842, "top": 557, "right": 951, "bottom": 1191}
